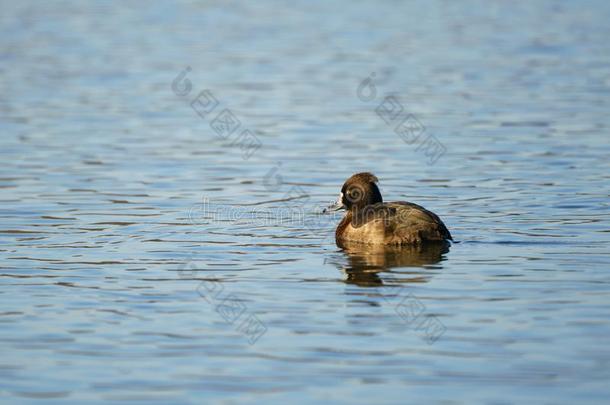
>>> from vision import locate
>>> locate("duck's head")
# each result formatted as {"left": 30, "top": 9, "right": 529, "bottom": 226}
{"left": 328, "top": 172, "right": 383, "bottom": 212}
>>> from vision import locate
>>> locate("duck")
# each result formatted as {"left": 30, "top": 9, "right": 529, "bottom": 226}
{"left": 327, "top": 172, "right": 452, "bottom": 245}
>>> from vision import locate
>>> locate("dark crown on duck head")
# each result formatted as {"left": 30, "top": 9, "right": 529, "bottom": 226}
{"left": 341, "top": 172, "right": 383, "bottom": 210}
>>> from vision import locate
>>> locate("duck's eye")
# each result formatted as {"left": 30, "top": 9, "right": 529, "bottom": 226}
{"left": 347, "top": 186, "right": 364, "bottom": 202}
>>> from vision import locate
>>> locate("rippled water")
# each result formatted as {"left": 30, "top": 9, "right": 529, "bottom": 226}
{"left": 2, "top": 1, "right": 610, "bottom": 403}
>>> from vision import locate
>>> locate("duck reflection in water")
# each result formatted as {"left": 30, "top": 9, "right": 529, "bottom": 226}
{"left": 334, "top": 240, "right": 450, "bottom": 287}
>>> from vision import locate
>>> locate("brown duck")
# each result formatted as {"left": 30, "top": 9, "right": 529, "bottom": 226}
{"left": 328, "top": 172, "right": 452, "bottom": 245}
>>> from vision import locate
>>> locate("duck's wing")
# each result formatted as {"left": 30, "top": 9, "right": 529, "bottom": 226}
{"left": 388, "top": 201, "right": 453, "bottom": 241}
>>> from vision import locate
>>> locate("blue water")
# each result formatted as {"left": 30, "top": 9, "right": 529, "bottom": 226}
{"left": 1, "top": 1, "right": 610, "bottom": 403}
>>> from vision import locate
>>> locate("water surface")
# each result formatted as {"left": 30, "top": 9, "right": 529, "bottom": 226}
{"left": 1, "top": 1, "right": 610, "bottom": 403}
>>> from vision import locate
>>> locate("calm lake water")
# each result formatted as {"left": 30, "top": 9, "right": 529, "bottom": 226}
{"left": 1, "top": 1, "right": 610, "bottom": 403}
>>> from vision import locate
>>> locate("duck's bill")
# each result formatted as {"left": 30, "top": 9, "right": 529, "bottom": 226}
{"left": 323, "top": 199, "right": 345, "bottom": 213}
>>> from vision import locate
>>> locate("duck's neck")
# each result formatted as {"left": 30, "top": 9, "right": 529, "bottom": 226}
{"left": 369, "top": 184, "right": 383, "bottom": 205}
